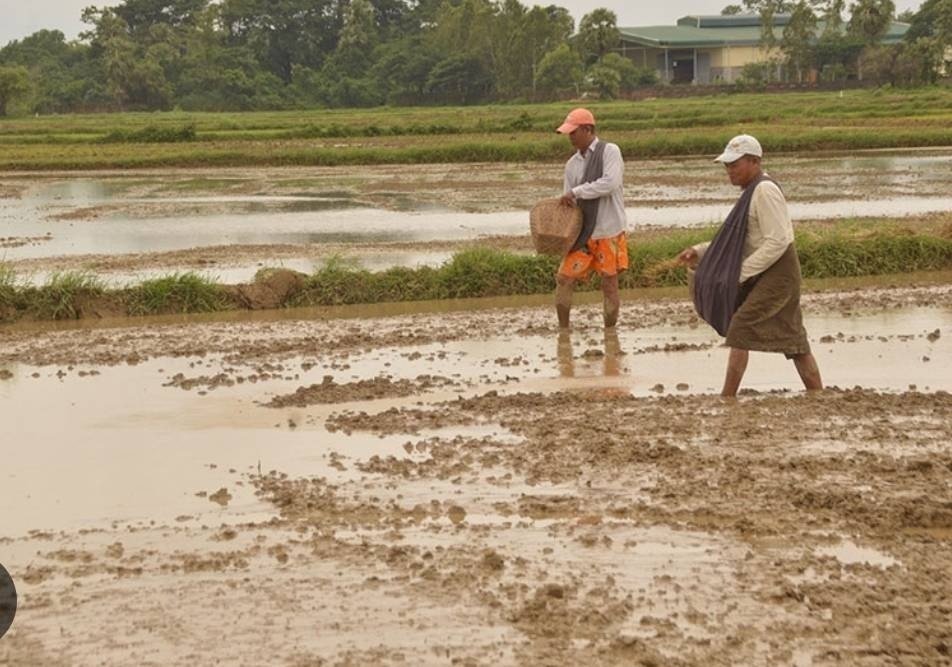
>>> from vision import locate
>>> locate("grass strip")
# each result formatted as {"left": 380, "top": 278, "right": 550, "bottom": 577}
{"left": 126, "top": 272, "right": 228, "bottom": 315}
{"left": 17, "top": 272, "right": 108, "bottom": 320}
{"left": 1, "top": 221, "right": 949, "bottom": 322}
{"left": 3, "top": 127, "right": 952, "bottom": 170}
{"left": 1, "top": 87, "right": 952, "bottom": 169}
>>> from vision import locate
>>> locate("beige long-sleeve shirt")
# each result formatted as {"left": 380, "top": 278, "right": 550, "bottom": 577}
{"left": 693, "top": 178, "right": 794, "bottom": 283}
{"left": 563, "top": 138, "right": 627, "bottom": 240}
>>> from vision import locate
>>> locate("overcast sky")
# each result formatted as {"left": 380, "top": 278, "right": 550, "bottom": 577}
{"left": 2, "top": 0, "right": 925, "bottom": 47}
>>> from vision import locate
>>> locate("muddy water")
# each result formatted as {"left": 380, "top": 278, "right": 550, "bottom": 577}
{"left": 9, "top": 197, "right": 952, "bottom": 261}
{"left": 2, "top": 306, "right": 947, "bottom": 538}
{"left": 2, "top": 149, "right": 952, "bottom": 282}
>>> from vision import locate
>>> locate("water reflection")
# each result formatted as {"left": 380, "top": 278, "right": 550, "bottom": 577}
{"left": 555, "top": 328, "right": 625, "bottom": 379}
{"left": 604, "top": 328, "right": 623, "bottom": 377}
{"left": 557, "top": 330, "right": 574, "bottom": 378}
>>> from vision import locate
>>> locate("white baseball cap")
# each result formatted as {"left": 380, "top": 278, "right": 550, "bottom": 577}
{"left": 714, "top": 134, "right": 763, "bottom": 163}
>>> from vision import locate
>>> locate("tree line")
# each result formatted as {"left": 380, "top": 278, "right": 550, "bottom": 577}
{"left": 0, "top": 0, "right": 949, "bottom": 116}
{"left": 732, "top": 0, "right": 952, "bottom": 86}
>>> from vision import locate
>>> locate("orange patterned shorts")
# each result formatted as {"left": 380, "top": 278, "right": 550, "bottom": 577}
{"left": 558, "top": 233, "right": 629, "bottom": 280}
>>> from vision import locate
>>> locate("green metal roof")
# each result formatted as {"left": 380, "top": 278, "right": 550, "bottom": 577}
{"left": 676, "top": 14, "right": 791, "bottom": 28}
{"left": 619, "top": 25, "right": 765, "bottom": 47}
{"left": 619, "top": 16, "right": 909, "bottom": 49}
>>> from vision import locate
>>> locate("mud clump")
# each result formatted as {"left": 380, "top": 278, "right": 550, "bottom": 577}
{"left": 447, "top": 505, "right": 467, "bottom": 525}
{"left": 208, "top": 488, "right": 233, "bottom": 507}
{"left": 480, "top": 549, "right": 505, "bottom": 572}
{"left": 165, "top": 372, "right": 235, "bottom": 391}
{"left": 268, "top": 374, "right": 456, "bottom": 407}
{"left": 508, "top": 583, "right": 634, "bottom": 640}
{"left": 233, "top": 268, "right": 306, "bottom": 310}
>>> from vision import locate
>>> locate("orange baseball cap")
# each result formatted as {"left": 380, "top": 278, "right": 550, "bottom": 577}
{"left": 556, "top": 108, "right": 595, "bottom": 134}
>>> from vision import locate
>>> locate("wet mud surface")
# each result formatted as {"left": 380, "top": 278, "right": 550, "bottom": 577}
{"left": 1, "top": 282, "right": 951, "bottom": 665}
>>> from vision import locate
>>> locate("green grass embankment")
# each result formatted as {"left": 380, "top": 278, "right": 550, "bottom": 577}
{"left": 1, "top": 220, "right": 949, "bottom": 322}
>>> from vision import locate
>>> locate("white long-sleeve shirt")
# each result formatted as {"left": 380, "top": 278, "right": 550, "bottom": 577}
{"left": 563, "top": 137, "right": 627, "bottom": 240}
{"left": 693, "top": 178, "right": 794, "bottom": 283}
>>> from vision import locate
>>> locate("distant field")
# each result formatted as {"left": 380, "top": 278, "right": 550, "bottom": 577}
{"left": 1, "top": 88, "right": 951, "bottom": 170}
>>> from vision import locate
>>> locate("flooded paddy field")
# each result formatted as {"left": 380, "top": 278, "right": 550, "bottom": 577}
{"left": 1, "top": 282, "right": 950, "bottom": 665}
{"left": 2, "top": 149, "right": 952, "bottom": 284}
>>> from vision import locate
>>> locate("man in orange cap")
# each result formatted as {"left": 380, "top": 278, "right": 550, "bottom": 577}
{"left": 555, "top": 107, "right": 628, "bottom": 329}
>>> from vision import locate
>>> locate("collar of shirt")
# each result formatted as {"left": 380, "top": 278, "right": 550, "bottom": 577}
{"left": 577, "top": 136, "right": 600, "bottom": 159}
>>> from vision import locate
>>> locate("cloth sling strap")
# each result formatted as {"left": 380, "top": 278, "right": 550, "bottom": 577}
{"left": 572, "top": 140, "right": 607, "bottom": 252}
{"left": 693, "top": 174, "right": 775, "bottom": 337}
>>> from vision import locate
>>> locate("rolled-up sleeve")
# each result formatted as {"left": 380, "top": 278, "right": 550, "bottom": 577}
{"left": 739, "top": 182, "right": 794, "bottom": 282}
{"left": 571, "top": 143, "right": 623, "bottom": 200}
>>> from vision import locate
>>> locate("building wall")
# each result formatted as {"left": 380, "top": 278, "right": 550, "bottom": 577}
{"left": 622, "top": 43, "right": 783, "bottom": 84}
{"left": 708, "top": 45, "right": 771, "bottom": 68}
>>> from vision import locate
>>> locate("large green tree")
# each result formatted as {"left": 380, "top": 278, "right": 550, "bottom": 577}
{"left": 819, "top": 0, "right": 847, "bottom": 35}
{"left": 848, "top": 0, "right": 896, "bottom": 42}
{"left": 175, "top": 4, "right": 283, "bottom": 110}
{"left": 524, "top": 6, "right": 574, "bottom": 98}
{"left": 782, "top": 1, "right": 818, "bottom": 81}
{"left": 82, "top": 7, "right": 180, "bottom": 109}
{"left": 0, "top": 65, "right": 30, "bottom": 115}
{"left": 848, "top": 0, "right": 896, "bottom": 79}
{"left": 424, "top": 53, "right": 494, "bottom": 104}
{"left": 0, "top": 30, "right": 98, "bottom": 113}
{"left": 742, "top": 0, "right": 795, "bottom": 48}
{"left": 577, "top": 8, "right": 619, "bottom": 66}
{"left": 370, "top": 36, "right": 440, "bottom": 104}
{"left": 218, "top": 0, "right": 340, "bottom": 84}
{"left": 906, "top": 0, "right": 952, "bottom": 45}
{"left": 535, "top": 43, "right": 583, "bottom": 99}
{"left": 113, "top": 0, "right": 207, "bottom": 31}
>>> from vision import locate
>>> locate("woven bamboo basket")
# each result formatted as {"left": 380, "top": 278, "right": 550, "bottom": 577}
{"left": 529, "top": 198, "right": 582, "bottom": 256}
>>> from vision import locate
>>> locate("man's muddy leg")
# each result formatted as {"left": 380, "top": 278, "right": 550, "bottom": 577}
{"left": 556, "top": 276, "right": 575, "bottom": 329}
{"left": 722, "top": 348, "right": 749, "bottom": 397}
{"left": 792, "top": 352, "right": 823, "bottom": 392}
{"left": 601, "top": 274, "right": 620, "bottom": 328}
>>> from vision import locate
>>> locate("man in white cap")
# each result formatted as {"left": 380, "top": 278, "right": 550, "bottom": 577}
{"left": 554, "top": 107, "right": 628, "bottom": 329}
{"left": 675, "top": 134, "right": 823, "bottom": 397}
